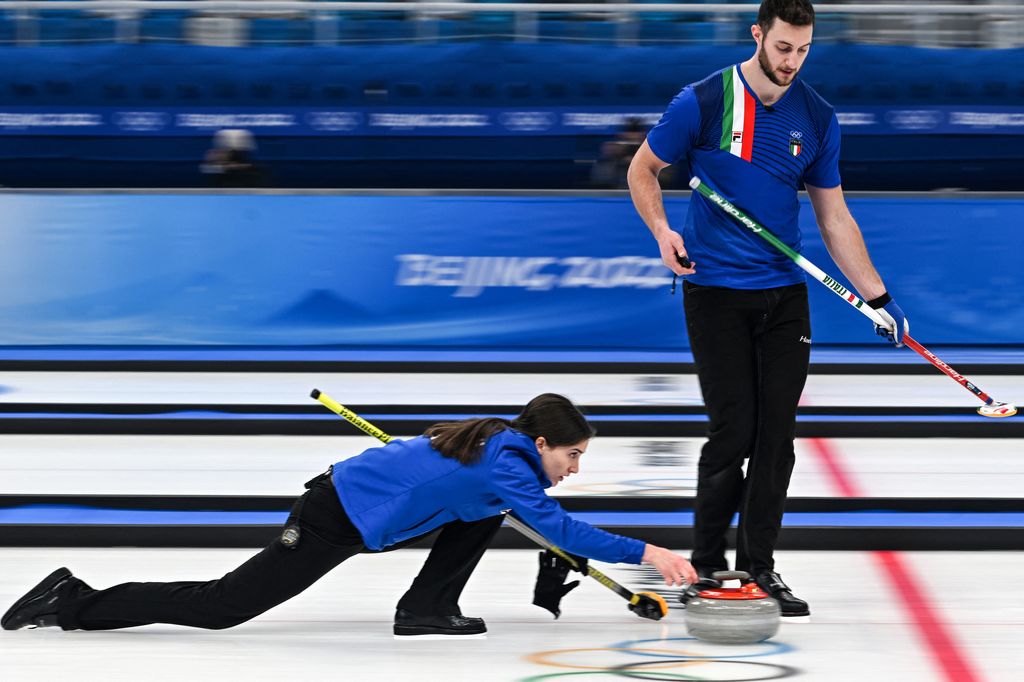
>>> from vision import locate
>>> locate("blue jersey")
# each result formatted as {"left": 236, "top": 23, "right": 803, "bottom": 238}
{"left": 647, "top": 64, "right": 841, "bottom": 289}
{"left": 331, "top": 429, "right": 646, "bottom": 565}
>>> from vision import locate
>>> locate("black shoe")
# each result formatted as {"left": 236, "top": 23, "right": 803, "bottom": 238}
{"left": 753, "top": 570, "right": 810, "bottom": 617}
{"left": 393, "top": 608, "right": 487, "bottom": 636}
{"left": 2, "top": 567, "right": 73, "bottom": 630}
{"left": 679, "top": 577, "right": 722, "bottom": 607}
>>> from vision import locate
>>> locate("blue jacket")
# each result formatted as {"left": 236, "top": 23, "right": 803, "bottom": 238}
{"left": 331, "top": 429, "right": 646, "bottom": 565}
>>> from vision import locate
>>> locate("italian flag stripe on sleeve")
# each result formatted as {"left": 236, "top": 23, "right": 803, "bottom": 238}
{"left": 719, "top": 66, "right": 756, "bottom": 162}
{"left": 719, "top": 69, "right": 734, "bottom": 151}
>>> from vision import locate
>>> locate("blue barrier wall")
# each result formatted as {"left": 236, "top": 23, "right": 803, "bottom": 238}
{"left": 2, "top": 193, "right": 1021, "bottom": 349}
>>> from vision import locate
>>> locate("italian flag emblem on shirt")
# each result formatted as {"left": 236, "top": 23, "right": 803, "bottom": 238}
{"left": 720, "top": 66, "right": 756, "bottom": 162}
{"left": 789, "top": 139, "right": 802, "bottom": 156}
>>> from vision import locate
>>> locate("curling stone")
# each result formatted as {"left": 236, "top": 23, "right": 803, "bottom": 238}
{"left": 684, "top": 571, "right": 780, "bottom": 644}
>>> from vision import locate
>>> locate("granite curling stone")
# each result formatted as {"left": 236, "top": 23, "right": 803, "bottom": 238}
{"left": 684, "top": 571, "right": 780, "bottom": 644}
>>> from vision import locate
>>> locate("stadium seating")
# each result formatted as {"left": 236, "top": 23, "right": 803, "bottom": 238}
{"left": 0, "top": 40, "right": 1020, "bottom": 189}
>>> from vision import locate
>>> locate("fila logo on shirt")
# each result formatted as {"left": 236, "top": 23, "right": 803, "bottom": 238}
{"left": 732, "top": 131, "right": 743, "bottom": 144}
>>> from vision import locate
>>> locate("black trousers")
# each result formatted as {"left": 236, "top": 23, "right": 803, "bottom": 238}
{"left": 57, "top": 475, "right": 503, "bottom": 631}
{"left": 683, "top": 281, "right": 811, "bottom": 576}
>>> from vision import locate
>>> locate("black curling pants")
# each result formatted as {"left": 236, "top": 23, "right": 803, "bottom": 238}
{"left": 683, "top": 281, "right": 811, "bottom": 577}
{"left": 57, "top": 475, "right": 503, "bottom": 631}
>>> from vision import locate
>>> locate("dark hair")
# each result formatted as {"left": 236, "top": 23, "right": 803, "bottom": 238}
{"left": 757, "top": 0, "right": 815, "bottom": 33}
{"left": 424, "top": 393, "right": 596, "bottom": 465}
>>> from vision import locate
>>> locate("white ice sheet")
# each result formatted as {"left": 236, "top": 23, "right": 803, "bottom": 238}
{"left": 1, "top": 549, "right": 1021, "bottom": 681}
{"left": 1, "top": 371, "right": 1021, "bottom": 408}
{"left": 2, "top": 435, "right": 1021, "bottom": 499}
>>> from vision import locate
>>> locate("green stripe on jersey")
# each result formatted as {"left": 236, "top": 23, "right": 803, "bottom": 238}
{"left": 720, "top": 68, "right": 734, "bottom": 152}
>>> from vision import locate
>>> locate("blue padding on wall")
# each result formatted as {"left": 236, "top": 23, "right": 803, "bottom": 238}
{"left": 0, "top": 506, "right": 287, "bottom": 525}
{"left": 0, "top": 346, "right": 1023, "bottom": 365}
{"left": 0, "top": 412, "right": 1008, "bottom": 424}
{"left": 1, "top": 193, "right": 1022, "bottom": 348}
{"left": 2, "top": 506, "right": 1021, "bottom": 527}
{"left": 572, "top": 512, "right": 1024, "bottom": 528}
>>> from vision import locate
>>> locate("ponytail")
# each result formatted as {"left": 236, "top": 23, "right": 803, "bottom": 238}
{"left": 424, "top": 418, "right": 513, "bottom": 465}
{"left": 425, "top": 393, "right": 595, "bottom": 465}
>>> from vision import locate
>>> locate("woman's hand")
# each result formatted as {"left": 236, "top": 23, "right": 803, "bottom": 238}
{"left": 642, "top": 544, "right": 698, "bottom": 586}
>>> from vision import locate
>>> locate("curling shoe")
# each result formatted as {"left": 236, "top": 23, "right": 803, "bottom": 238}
{"left": 679, "top": 576, "right": 722, "bottom": 607}
{"left": 752, "top": 570, "right": 810, "bottom": 617}
{"left": 2, "top": 567, "right": 73, "bottom": 630}
{"left": 393, "top": 608, "right": 487, "bottom": 637}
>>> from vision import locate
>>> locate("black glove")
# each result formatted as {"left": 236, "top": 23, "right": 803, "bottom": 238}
{"left": 531, "top": 549, "right": 588, "bottom": 619}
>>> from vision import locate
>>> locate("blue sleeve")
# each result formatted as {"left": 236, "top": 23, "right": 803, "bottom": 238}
{"left": 490, "top": 453, "right": 646, "bottom": 564}
{"left": 646, "top": 86, "right": 701, "bottom": 165}
{"left": 803, "top": 112, "right": 842, "bottom": 189}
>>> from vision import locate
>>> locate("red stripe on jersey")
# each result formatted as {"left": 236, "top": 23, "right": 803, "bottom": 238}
{"left": 740, "top": 89, "right": 756, "bottom": 162}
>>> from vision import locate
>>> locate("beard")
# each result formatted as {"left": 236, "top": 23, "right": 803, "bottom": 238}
{"left": 758, "top": 44, "right": 798, "bottom": 86}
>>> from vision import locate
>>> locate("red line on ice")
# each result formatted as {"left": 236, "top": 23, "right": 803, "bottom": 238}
{"left": 806, "top": 438, "right": 982, "bottom": 682}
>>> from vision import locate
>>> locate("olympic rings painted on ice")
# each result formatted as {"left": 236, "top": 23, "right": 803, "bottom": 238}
{"left": 619, "top": 478, "right": 696, "bottom": 489}
{"left": 606, "top": 638, "right": 793, "bottom": 660}
{"left": 519, "top": 671, "right": 700, "bottom": 681}
{"left": 521, "top": 638, "right": 800, "bottom": 681}
{"left": 612, "top": 658, "right": 800, "bottom": 681}
{"left": 526, "top": 648, "right": 704, "bottom": 671}
{"left": 519, "top": 658, "right": 799, "bottom": 682}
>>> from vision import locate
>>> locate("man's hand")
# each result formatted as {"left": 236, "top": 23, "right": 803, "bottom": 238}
{"left": 869, "top": 294, "right": 909, "bottom": 347}
{"left": 642, "top": 544, "right": 698, "bottom": 586}
{"left": 655, "top": 228, "right": 696, "bottom": 276}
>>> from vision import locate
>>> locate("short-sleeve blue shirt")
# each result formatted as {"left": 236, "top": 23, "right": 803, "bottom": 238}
{"left": 647, "top": 64, "right": 841, "bottom": 289}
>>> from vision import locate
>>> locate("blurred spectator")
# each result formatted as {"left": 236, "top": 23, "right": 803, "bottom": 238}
{"left": 590, "top": 117, "right": 648, "bottom": 189}
{"left": 200, "top": 129, "right": 267, "bottom": 187}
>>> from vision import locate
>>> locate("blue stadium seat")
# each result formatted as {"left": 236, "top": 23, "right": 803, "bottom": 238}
{"left": 634, "top": 0, "right": 686, "bottom": 24}
{"left": 393, "top": 82, "right": 424, "bottom": 102}
{"left": 0, "top": 14, "right": 16, "bottom": 44}
{"left": 637, "top": 20, "right": 688, "bottom": 43}
{"left": 36, "top": 17, "right": 77, "bottom": 43}
{"left": 100, "top": 83, "right": 128, "bottom": 101}
{"left": 682, "top": 21, "right": 721, "bottom": 44}
{"left": 434, "top": 18, "right": 463, "bottom": 40}
{"left": 945, "top": 81, "right": 975, "bottom": 102}
{"left": 138, "top": 82, "right": 166, "bottom": 102}
{"left": 37, "top": 14, "right": 117, "bottom": 44}
{"left": 468, "top": 1, "right": 516, "bottom": 40}
{"left": 338, "top": 17, "right": 417, "bottom": 42}
{"left": 249, "top": 18, "right": 315, "bottom": 45}
{"left": 813, "top": 16, "right": 848, "bottom": 43}
{"left": 628, "top": 18, "right": 719, "bottom": 45}
{"left": 140, "top": 11, "right": 187, "bottom": 43}
{"left": 538, "top": 18, "right": 618, "bottom": 42}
